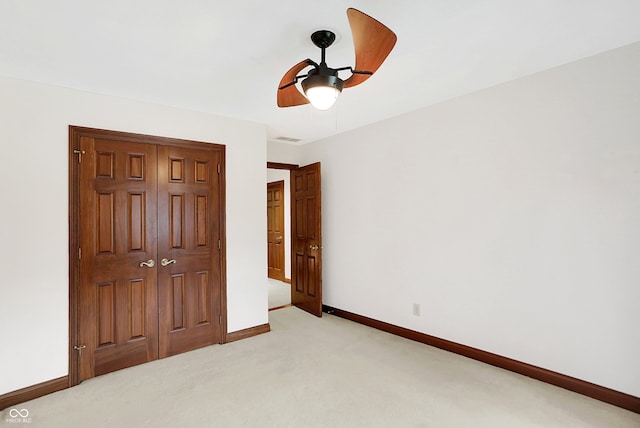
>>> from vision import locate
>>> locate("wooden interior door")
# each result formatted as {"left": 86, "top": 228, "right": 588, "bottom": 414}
{"left": 78, "top": 136, "right": 159, "bottom": 380}
{"left": 70, "top": 126, "right": 226, "bottom": 384}
{"left": 157, "top": 145, "right": 223, "bottom": 357}
{"left": 291, "top": 162, "right": 322, "bottom": 317}
{"left": 267, "top": 180, "right": 285, "bottom": 281}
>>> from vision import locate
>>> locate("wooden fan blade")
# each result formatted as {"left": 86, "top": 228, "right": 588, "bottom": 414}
{"left": 343, "top": 8, "right": 397, "bottom": 89}
{"left": 277, "top": 59, "right": 311, "bottom": 107}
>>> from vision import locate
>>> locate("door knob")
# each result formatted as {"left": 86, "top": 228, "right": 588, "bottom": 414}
{"left": 309, "top": 245, "right": 320, "bottom": 250}
{"left": 139, "top": 259, "right": 155, "bottom": 268}
{"left": 161, "top": 258, "right": 177, "bottom": 267}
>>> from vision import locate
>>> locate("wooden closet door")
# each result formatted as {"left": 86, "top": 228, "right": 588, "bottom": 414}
{"left": 157, "top": 145, "right": 223, "bottom": 357}
{"left": 71, "top": 127, "right": 226, "bottom": 383}
{"left": 78, "top": 136, "right": 159, "bottom": 380}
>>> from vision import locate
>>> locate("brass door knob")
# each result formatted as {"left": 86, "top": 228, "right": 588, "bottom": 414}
{"left": 139, "top": 259, "right": 155, "bottom": 268}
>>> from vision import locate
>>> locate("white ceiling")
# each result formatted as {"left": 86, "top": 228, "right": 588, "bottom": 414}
{"left": 1, "top": 0, "right": 639, "bottom": 144}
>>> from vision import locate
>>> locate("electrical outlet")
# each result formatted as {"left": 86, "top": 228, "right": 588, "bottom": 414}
{"left": 413, "top": 303, "right": 420, "bottom": 316}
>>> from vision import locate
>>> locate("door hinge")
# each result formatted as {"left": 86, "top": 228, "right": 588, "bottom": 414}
{"left": 218, "top": 239, "right": 221, "bottom": 250}
{"left": 217, "top": 164, "right": 221, "bottom": 174}
{"left": 219, "top": 315, "right": 222, "bottom": 325}
{"left": 73, "top": 149, "right": 86, "bottom": 163}
{"left": 73, "top": 344, "right": 87, "bottom": 357}
{"left": 78, "top": 247, "right": 82, "bottom": 260}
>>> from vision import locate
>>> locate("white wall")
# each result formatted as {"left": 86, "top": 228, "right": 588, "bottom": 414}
{"left": 267, "top": 169, "right": 292, "bottom": 280}
{"left": 267, "top": 140, "right": 302, "bottom": 165}
{"left": 0, "top": 77, "right": 268, "bottom": 395}
{"left": 300, "top": 42, "right": 640, "bottom": 396}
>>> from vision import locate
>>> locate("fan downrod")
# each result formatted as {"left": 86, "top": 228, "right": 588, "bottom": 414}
{"left": 310, "top": 30, "right": 336, "bottom": 49}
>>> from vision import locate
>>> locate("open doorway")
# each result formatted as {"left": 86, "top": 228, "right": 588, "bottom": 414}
{"left": 267, "top": 166, "right": 292, "bottom": 310}
{"left": 267, "top": 161, "right": 323, "bottom": 317}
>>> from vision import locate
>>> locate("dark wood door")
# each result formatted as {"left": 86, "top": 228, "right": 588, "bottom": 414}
{"left": 291, "top": 162, "right": 322, "bottom": 317}
{"left": 157, "top": 145, "right": 223, "bottom": 357}
{"left": 71, "top": 127, "right": 226, "bottom": 384}
{"left": 78, "top": 136, "right": 159, "bottom": 380}
{"left": 267, "top": 180, "right": 285, "bottom": 281}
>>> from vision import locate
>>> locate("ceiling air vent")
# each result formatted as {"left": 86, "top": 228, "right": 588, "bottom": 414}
{"left": 275, "top": 136, "right": 302, "bottom": 143}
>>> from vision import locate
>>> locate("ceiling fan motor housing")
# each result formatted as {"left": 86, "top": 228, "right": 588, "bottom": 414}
{"left": 301, "top": 72, "right": 344, "bottom": 94}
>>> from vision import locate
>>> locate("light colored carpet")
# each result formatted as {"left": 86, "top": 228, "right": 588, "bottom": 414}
{"left": 268, "top": 278, "right": 290, "bottom": 309}
{"left": 2, "top": 307, "right": 638, "bottom": 427}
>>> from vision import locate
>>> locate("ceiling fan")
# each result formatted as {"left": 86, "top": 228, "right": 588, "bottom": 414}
{"left": 277, "top": 8, "right": 397, "bottom": 110}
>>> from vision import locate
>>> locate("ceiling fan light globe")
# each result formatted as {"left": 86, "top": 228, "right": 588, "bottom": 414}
{"left": 305, "top": 86, "right": 341, "bottom": 110}
{"left": 302, "top": 74, "right": 344, "bottom": 111}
